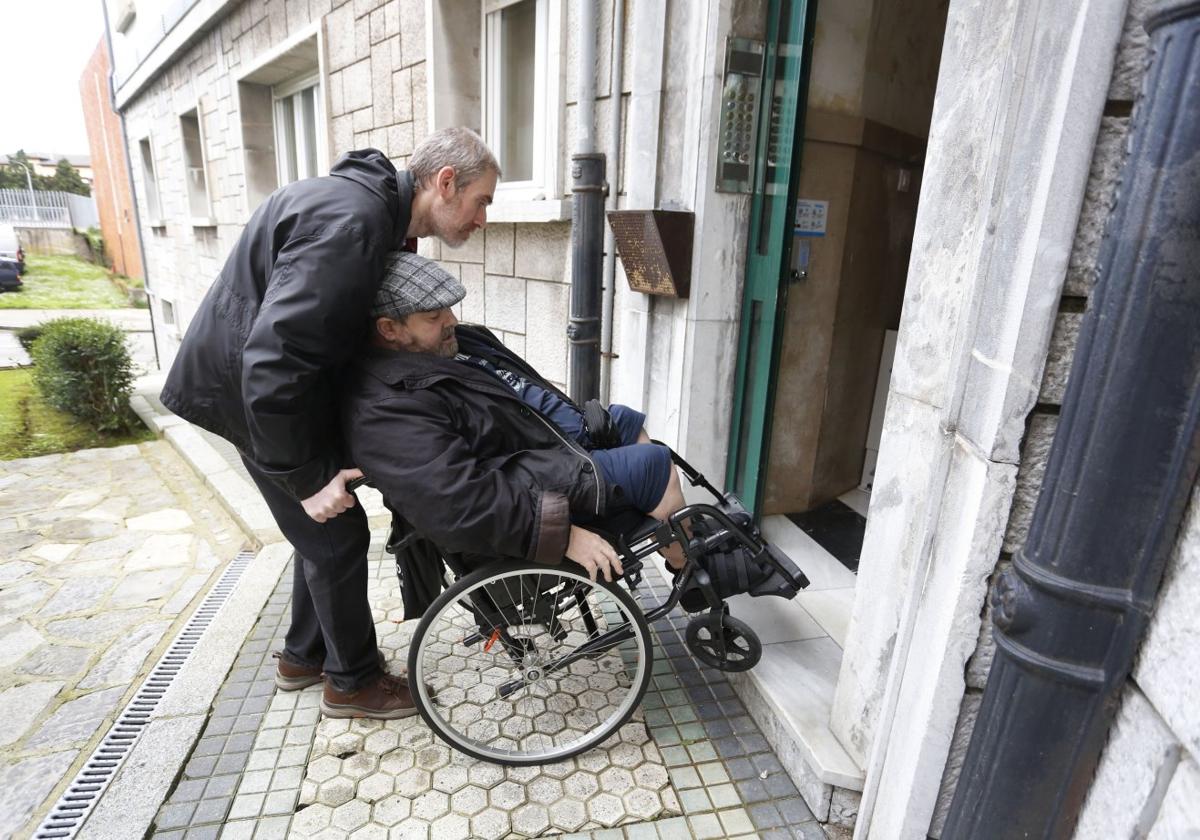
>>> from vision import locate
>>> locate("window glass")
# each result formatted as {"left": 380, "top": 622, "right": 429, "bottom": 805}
{"left": 179, "top": 110, "right": 211, "bottom": 218}
{"left": 274, "top": 81, "right": 321, "bottom": 186}
{"left": 138, "top": 138, "right": 161, "bottom": 221}
{"left": 499, "top": 0, "right": 536, "bottom": 181}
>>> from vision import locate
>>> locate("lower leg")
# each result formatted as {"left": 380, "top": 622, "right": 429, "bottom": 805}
{"left": 649, "top": 466, "right": 687, "bottom": 569}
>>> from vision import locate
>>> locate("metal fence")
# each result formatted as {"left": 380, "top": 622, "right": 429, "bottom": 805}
{"left": 0, "top": 188, "right": 90, "bottom": 228}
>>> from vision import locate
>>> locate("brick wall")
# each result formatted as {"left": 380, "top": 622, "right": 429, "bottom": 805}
{"left": 79, "top": 38, "right": 144, "bottom": 280}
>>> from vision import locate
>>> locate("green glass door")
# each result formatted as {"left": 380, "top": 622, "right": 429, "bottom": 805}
{"left": 727, "top": 0, "right": 815, "bottom": 513}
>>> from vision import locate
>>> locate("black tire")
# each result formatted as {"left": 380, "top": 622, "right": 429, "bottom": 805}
{"left": 407, "top": 559, "right": 654, "bottom": 766}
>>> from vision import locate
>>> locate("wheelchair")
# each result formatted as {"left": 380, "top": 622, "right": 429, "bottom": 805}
{"left": 364, "top": 447, "right": 810, "bottom": 766}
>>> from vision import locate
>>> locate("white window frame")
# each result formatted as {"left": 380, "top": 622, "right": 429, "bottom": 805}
{"left": 481, "top": 0, "right": 564, "bottom": 203}
{"left": 178, "top": 104, "right": 215, "bottom": 227}
{"left": 271, "top": 71, "right": 327, "bottom": 187}
{"left": 137, "top": 135, "right": 164, "bottom": 227}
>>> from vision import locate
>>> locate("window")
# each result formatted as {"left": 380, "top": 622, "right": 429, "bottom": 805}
{"left": 482, "top": 0, "right": 562, "bottom": 201}
{"left": 236, "top": 30, "right": 326, "bottom": 214}
{"left": 137, "top": 137, "right": 162, "bottom": 224}
{"left": 273, "top": 73, "right": 323, "bottom": 185}
{"left": 179, "top": 108, "right": 212, "bottom": 223}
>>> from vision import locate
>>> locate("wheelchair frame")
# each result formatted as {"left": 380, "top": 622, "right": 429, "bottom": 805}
{"left": 375, "top": 445, "right": 811, "bottom": 764}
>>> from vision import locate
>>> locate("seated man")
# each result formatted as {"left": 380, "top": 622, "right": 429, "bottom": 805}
{"left": 344, "top": 251, "right": 688, "bottom": 584}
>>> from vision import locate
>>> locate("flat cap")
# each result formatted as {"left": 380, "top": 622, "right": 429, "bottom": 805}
{"left": 371, "top": 251, "right": 466, "bottom": 319}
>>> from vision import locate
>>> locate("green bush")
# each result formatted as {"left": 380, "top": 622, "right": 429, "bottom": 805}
{"left": 15, "top": 325, "right": 42, "bottom": 351}
{"left": 31, "top": 318, "right": 136, "bottom": 432}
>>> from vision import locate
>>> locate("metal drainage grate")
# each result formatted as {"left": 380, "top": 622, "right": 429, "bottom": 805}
{"left": 33, "top": 550, "right": 256, "bottom": 839}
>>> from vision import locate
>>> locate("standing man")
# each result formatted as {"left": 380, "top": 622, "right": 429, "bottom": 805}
{"left": 160, "top": 129, "right": 498, "bottom": 719}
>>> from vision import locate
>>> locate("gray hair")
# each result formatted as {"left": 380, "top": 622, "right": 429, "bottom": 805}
{"left": 409, "top": 127, "right": 500, "bottom": 190}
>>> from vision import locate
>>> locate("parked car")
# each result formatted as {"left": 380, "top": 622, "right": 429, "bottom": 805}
{"left": 0, "top": 261, "right": 22, "bottom": 292}
{"left": 0, "top": 223, "right": 26, "bottom": 276}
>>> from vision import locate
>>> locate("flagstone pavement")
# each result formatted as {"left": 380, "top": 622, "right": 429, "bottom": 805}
{"left": 0, "top": 441, "right": 247, "bottom": 839}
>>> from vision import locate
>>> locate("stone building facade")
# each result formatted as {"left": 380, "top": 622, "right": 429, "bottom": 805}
{"left": 104, "top": 0, "right": 1197, "bottom": 836}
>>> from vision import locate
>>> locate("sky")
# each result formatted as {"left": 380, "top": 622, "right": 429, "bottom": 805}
{"left": 0, "top": 1, "right": 107, "bottom": 158}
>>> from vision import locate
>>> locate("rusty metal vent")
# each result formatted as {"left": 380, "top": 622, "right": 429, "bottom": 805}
{"left": 32, "top": 550, "right": 255, "bottom": 839}
{"left": 607, "top": 210, "right": 694, "bottom": 298}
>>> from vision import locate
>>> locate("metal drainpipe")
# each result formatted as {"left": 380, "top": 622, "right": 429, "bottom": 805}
{"left": 942, "top": 2, "right": 1200, "bottom": 836}
{"left": 569, "top": 0, "right": 605, "bottom": 403}
{"left": 599, "top": 0, "right": 625, "bottom": 404}
{"left": 101, "top": 2, "right": 161, "bottom": 372}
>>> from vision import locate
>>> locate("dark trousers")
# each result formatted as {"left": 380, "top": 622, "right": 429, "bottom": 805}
{"left": 241, "top": 456, "right": 379, "bottom": 691}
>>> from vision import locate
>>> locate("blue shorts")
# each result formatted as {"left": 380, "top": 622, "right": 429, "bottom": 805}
{"left": 589, "top": 405, "right": 673, "bottom": 513}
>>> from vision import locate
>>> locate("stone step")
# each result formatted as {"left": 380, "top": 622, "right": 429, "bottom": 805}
{"left": 727, "top": 516, "right": 865, "bottom": 818}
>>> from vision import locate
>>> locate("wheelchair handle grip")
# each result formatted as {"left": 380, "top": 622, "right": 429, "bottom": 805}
{"left": 346, "top": 476, "right": 372, "bottom": 492}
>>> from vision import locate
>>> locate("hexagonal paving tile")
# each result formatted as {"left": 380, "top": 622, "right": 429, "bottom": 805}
{"left": 599, "top": 766, "right": 635, "bottom": 796}
{"left": 430, "top": 812, "right": 470, "bottom": 838}
{"left": 563, "top": 770, "right": 599, "bottom": 799}
{"left": 633, "top": 762, "right": 669, "bottom": 790}
{"left": 307, "top": 754, "right": 342, "bottom": 784}
{"left": 328, "top": 731, "right": 365, "bottom": 755}
{"left": 468, "top": 762, "right": 505, "bottom": 789}
{"left": 289, "top": 802, "right": 333, "bottom": 835}
{"left": 450, "top": 784, "right": 488, "bottom": 816}
{"left": 378, "top": 750, "right": 415, "bottom": 774}
{"left": 392, "top": 766, "right": 432, "bottom": 798}
{"left": 341, "top": 751, "right": 379, "bottom": 780}
{"left": 624, "top": 786, "right": 664, "bottom": 820}
{"left": 347, "top": 824, "right": 389, "bottom": 840}
{"left": 371, "top": 793, "right": 412, "bottom": 826}
{"left": 489, "top": 780, "right": 527, "bottom": 810}
{"left": 390, "top": 817, "right": 430, "bottom": 840}
{"left": 431, "top": 763, "right": 469, "bottom": 793}
{"left": 526, "top": 776, "right": 563, "bottom": 805}
{"left": 471, "top": 807, "right": 511, "bottom": 838}
{"left": 609, "top": 741, "right": 644, "bottom": 769}
{"left": 410, "top": 789, "right": 450, "bottom": 821}
{"left": 355, "top": 770, "right": 395, "bottom": 803}
{"left": 363, "top": 729, "right": 399, "bottom": 754}
{"left": 416, "top": 744, "right": 450, "bottom": 771}
{"left": 315, "top": 777, "right": 355, "bottom": 807}
{"left": 330, "top": 799, "right": 372, "bottom": 831}
{"left": 587, "top": 792, "right": 625, "bottom": 827}
{"left": 511, "top": 802, "right": 551, "bottom": 836}
{"left": 548, "top": 798, "right": 588, "bottom": 832}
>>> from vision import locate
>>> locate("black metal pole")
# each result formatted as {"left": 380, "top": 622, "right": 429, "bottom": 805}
{"left": 568, "top": 152, "right": 606, "bottom": 403}
{"left": 943, "top": 2, "right": 1200, "bottom": 837}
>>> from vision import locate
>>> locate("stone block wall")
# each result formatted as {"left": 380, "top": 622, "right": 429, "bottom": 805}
{"left": 119, "top": 0, "right": 589, "bottom": 383}
{"left": 928, "top": 0, "right": 1200, "bottom": 834}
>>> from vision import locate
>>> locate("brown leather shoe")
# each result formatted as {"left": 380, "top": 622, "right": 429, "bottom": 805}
{"left": 273, "top": 650, "right": 393, "bottom": 691}
{"left": 273, "top": 652, "right": 322, "bottom": 691}
{"left": 320, "top": 672, "right": 417, "bottom": 720}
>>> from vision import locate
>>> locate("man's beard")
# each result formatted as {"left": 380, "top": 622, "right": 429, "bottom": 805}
{"left": 433, "top": 197, "right": 471, "bottom": 247}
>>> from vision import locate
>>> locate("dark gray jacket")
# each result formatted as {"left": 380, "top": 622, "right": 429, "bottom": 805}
{"left": 160, "top": 150, "right": 413, "bottom": 500}
{"left": 343, "top": 326, "right": 612, "bottom": 565}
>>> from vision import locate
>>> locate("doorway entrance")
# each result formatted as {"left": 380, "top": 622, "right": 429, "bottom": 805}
{"left": 728, "top": 0, "right": 950, "bottom": 574}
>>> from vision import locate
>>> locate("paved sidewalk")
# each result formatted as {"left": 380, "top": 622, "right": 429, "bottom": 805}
{"left": 145, "top": 542, "right": 831, "bottom": 838}
{"left": 0, "top": 330, "right": 30, "bottom": 367}
{"left": 0, "top": 308, "right": 157, "bottom": 373}
{"left": 0, "top": 308, "right": 152, "bottom": 332}
{"left": 0, "top": 441, "right": 247, "bottom": 838}
{"left": 4, "top": 389, "right": 847, "bottom": 838}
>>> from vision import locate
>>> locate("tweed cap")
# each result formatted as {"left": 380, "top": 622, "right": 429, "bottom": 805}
{"left": 371, "top": 251, "right": 466, "bottom": 319}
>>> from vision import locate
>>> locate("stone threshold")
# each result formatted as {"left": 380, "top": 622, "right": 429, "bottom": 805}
{"left": 725, "top": 516, "right": 865, "bottom": 821}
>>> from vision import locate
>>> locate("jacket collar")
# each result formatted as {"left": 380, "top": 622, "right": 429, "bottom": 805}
{"left": 328, "top": 149, "right": 413, "bottom": 246}
{"left": 358, "top": 325, "right": 510, "bottom": 391}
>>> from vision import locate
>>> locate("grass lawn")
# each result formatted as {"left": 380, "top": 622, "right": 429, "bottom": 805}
{"left": 0, "top": 254, "right": 131, "bottom": 310}
{"left": 0, "top": 368, "right": 154, "bottom": 460}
